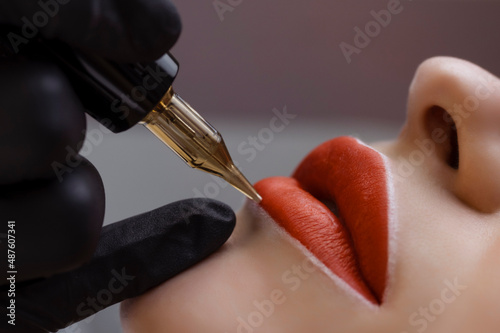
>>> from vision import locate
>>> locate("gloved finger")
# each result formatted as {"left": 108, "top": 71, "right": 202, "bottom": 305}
{"left": 0, "top": 0, "right": 182, "bottom": 62}
{"left": 0, "top": 157, "right": 105, "bottom": 282}
{"left": 0, "top": 198, "right": 235, "bottom": 333}
{"left": 0, "top": 56, "right": 86, "bottom": 185}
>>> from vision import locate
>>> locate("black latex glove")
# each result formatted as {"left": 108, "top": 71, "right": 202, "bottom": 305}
{"left": 0, "top": 1, "right": 237, "bottom": 332}
{"left": 0, "top": 0, "right": 182, "bottom": 62}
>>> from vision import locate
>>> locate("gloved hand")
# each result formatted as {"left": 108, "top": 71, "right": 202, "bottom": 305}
{"left": 0, "top": 1, "right": 237, "bottom": 332}
{"left": 0, "top": 0, "right": 182, "bottom": 62}
{"left": 1, "top": 199, "right": 235, "bottom": 332}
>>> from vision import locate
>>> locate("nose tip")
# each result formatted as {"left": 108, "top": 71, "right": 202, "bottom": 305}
{"left": 403, "top": 56, "right": 500, "bottom": 212}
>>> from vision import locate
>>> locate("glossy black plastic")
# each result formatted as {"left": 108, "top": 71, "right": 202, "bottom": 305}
{"left": 41, "top": 39, "right": 179, "bottom": 133}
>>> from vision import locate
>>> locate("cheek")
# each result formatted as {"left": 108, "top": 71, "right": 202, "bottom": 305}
{"left": 386, "top": 158, "right": 495, "bottom": 310}
{"left": 431, "top": 238, "right": 500, "bottom": 331}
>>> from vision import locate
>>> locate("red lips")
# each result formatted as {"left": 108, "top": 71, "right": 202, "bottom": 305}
{"left": 255, "top": 136, "right": 390, "bottom": 304}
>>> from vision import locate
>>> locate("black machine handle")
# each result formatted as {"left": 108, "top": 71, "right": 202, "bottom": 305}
{"left": 41, "top": 39, "right": 179, "bottom": 132}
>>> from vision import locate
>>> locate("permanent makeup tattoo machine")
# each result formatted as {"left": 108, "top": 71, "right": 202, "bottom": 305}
{"left": 42, "top": 40, "right": 262, "bottom": 203}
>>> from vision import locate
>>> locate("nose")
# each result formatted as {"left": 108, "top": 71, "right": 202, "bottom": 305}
{"left": 401, "top": 56, "right": 500, "bottom": 213}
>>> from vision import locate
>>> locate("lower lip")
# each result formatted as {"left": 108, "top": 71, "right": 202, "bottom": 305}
{"left": 254, "top": 136, "right": 390, "bottom": 304}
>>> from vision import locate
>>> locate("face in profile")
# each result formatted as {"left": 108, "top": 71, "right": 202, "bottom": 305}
{"left": 119, "top": 57, "right": 500, "bottom": 333}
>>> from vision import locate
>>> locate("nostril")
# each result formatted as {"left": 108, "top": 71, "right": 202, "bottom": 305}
{"left": 425, "top": 106, "right": 459, "bottom": 170}
{"left": 447, "top": 122, "right": 459, "bottom": 170}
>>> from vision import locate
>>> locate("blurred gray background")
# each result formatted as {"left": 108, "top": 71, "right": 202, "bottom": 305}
{"left": 60, "top": 0, "right": 500, "bottom": 332}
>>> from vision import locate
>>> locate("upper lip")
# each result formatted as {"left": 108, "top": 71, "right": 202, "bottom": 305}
{"left": 255, "top": 136, "right": 391, "bottom": 304}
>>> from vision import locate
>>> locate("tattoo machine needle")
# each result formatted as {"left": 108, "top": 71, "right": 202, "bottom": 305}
{"left": 41, "top": 40, "right": 262, "bottom": 203}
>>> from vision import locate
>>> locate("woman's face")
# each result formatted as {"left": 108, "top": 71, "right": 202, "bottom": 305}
{"left": 120, "top": 57, "right": 500, "bottom": 333}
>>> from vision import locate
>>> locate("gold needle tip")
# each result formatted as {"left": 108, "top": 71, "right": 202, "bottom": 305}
{"left": 225, "top": 164, "right": 262, "bottom": 203}
{"left": 245, "top": 186, "right": 263, "bottom": 203}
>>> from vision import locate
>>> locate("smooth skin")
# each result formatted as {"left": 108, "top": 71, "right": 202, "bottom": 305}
{"left": 120, "top": 57, "right": 500, "bottom": 333}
